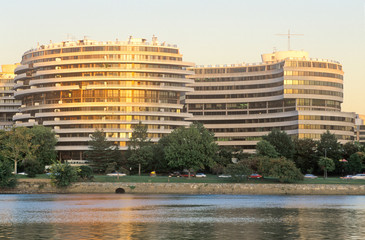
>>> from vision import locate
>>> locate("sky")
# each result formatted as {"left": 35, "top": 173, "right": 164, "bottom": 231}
{"left": 1, "top": 0, "right": 364, "bottom": 113}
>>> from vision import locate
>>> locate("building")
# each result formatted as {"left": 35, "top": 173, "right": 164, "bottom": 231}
{"left": 14, "top": 36, "right": 194, "bottom": 161}
{"left": 0, "top": 64, "right": 21, "bottom": 130}
{"left": 355, "top": 114, "right": 365, "bottom": 143}
{"left": 185, "top": 50, "right": 355, "bottom": 152}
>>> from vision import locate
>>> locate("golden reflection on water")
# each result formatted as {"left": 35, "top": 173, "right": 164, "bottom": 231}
{"left": 0, "top": 194, "right": 365, "bottom": 239}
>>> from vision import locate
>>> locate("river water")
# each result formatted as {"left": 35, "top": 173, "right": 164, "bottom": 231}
{"left": 0, "top": 194, "right": 365, "bottom": 239}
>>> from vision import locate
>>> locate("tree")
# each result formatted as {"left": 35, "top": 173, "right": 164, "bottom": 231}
{"left": 164, "top": 123, "right": 218, "bottom": 178}
{"left": 342, "top": 142, "right": 362, "bottom": 160}
{"left": 346, "top": 153, "right": 363, "bottom": 175}
{"left": 129, "top": 121, "right": 150, "bottom": 149}
{"left": 84, "top": 129, "right": 117, "bottom": 173}
{"left": 212, "top": 146, "right": 235, "bottom": 175}
{"left": 0, "top": 160, "right": 16, "bottom": 188}
{"left": 0, "top": 127, "right": 38, "bottom": 174}
{"left": 149, "top": 137, "right": 171, "bottom": 173}
{"left": 263, "top": 129, "right": 294, "bottom": 159}
{"left": 268, "top": 158, "right": 303, "bottom": 183}
{"left": 317, "top": 130, "right": 341, "bottom": 174}
{"left": 256, "top": 140, "right": 279, "bottom": 158}
{"left": 30, "top": 125, "right": 57, "bottom": 169}
{"left": 224, "top": 162, "right": 252, "bottom": 182}
{"left": 23, "top": 158, "right": 42, "bottom": 178}
{"left": 318, "top": 157, "right": 335, "bottom": 179}
{"left": 293, "top": 138, "right": 318, "bottom": 174}
{"left": 127, "top": 122, "right": 152, "bottom": 175}
{"left": 127, "top": 145, "right": 154, "bottom": 174}
{"left": 257, "top": 157, "right": 303, "bottom": 183}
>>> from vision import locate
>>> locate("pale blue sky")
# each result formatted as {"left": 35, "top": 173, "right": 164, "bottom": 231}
{"left": 1, "top": 0, "right": 364, "bottom": 113}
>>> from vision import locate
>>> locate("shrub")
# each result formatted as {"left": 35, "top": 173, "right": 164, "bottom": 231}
{"left": 23, "top": 159, "right": 43, "bottom": 178}
{"left": 224, "top": 162, "right": 252, "bottom": 182}
{"left": 78, "top": 165, "right": 94, "bottom": 181}
{"left": 49, "top": 161, "right": 79, "bottom": 187}
{"left": 267, "top": 158, "right": 304, "bottom": 183}
{"left": 0, "top": 160, "right": 16, "bottom": 188}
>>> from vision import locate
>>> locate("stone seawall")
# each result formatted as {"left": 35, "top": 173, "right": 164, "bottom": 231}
{"left": 1, "top": 179, "right": 365, "bottom": 195}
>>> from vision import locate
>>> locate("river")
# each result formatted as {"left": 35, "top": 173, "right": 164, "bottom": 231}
{"left": 0, "top": 194, "right": 364, "bottom": 239}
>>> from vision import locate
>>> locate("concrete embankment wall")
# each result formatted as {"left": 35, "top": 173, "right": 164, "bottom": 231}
{"left": 1, "top": 179, "right": 365, "bottom": 195}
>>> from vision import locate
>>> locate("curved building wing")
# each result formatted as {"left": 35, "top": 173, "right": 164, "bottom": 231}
{"left": 14, "top": 37, "right": 194, "bottom": 160}
{"left": 186, "top": 50, "right": 355, "bottom": 152}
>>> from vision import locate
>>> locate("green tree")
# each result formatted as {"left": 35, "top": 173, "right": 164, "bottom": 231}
{"left": 318, "top": 157, "right": 335, "bottom": 179}
{"left": 269, "top": 158, "right": 303, "bottom": 183}
{"left": 257, "top": 157, "right": 303, "bottom": 183}
{"left": 127, "top": 145, "right": 154, "bottom": 174}
{"left": 342, "top": 142, "right": 362, "bottom": 160}
{"left": 164, "top": 123, "right": 218, "bottom": 178}
{"left": 317, "top": 130, "right": 341, "bottom": 173}
{"left": 293, "top": 138, "right": 318, "bottom": 174}
{"left": 129, "top": 121, "right": 150, "bottom": 149}
{"left": 127, "top": 122, "right": 152, "bottom": 175}
{"left": 0, "top": 160, "right": 16, "bottom": 188}
{"left": 224, "top": 162, "right": 252, "bottom": 182}
{"left": 0, "top": 127, "right": 38, "bottom": 174}
{"left": 30, "top": 125, "right": 57, "bottom": 169}
{"left": 149, "top": 137, "right": 171, "bottom": 173}
{"left": 346, "top": 153, "right": 363, "bottom": 175}
{"left": 212, "top": 147, "right": 235, "bottom": 175}
{"left": 263, "top": 129, "right": 294, "bottom": 159}
{"left": 49, "top": 161, "right": 79, "bottom": 187}
{"left": 23, "top": 158, "right": 42, "bottom": 178}
{"left": 256, "top": 140, "right": 279, "bottom": 158}
{"left": 84, "top": 129, "right": 116, "bottom": 173}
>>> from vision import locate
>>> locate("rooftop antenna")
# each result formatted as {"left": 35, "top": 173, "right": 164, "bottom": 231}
{"left": 275, "top": 29, "right": 304, "bottom": 51}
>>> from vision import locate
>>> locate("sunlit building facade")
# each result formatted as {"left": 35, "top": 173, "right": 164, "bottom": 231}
{"left": 14, "top": 37, "right": 194, "bottom": 160}
{"left": 0, "top": 64, "right": 21, "bottom": 130}
{"left": 355, "top": 114, "right": 365, "bottom": 143}
{"left": 186, "top": 50, "right": 355, "bottom": 152}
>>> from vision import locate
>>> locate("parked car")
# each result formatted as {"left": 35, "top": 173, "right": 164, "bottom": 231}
{"left": 352, "top": 174, "right": 365, "bottom": 180}
{"left": 340, "top": 175, "right": 353, "bottom": 180}
{"left": 218, "top": 174, "right": 231, "bottom": 178}
{"left": 196, "top": 173, "right": 206, "bottom": 178}
{"left": 249, "top": 174, "right": 262, "bottom": 179}
{"left": 304, "top": 174, "right": 318, "bottom": 179}
{"left": 181, "top": 172, "right": 195, "bottom": 177}
{"left": 169, "top": 171, "right": 181, "bottom": 177}
{"left": 106, "top": 172, "right": 126, "bottom": 177}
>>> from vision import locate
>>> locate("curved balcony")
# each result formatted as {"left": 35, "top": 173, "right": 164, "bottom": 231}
{"left": 30, "top": 76, "right": 194, "bottom": 86}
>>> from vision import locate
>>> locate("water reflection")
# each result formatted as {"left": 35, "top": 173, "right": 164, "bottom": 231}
{"left": 0, "top": 194, "right": 365, "bottom": 239}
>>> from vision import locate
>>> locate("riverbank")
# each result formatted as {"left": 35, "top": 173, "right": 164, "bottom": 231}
{"left": 1, "top": 179, "right": 365, "bottom": 195}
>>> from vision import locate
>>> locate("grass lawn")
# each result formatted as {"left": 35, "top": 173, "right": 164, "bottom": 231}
{"left": 18, "top": 174, "right": 365, "bottom": 185}
{"left": 93, "top": 174, "right": 234, "bottom": 183}
{"left": 92, "top": 175, "right": 365, "bottom": 185}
